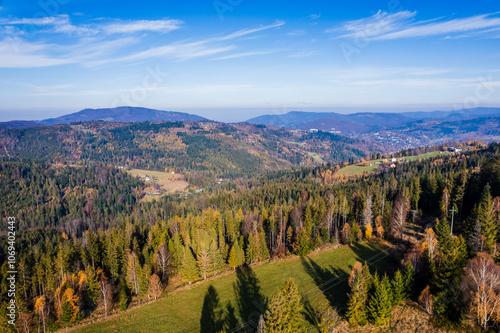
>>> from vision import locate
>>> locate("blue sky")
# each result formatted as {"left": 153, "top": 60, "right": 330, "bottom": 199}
{"left": 0, "top": 0, "right": 499, "bottom": 121}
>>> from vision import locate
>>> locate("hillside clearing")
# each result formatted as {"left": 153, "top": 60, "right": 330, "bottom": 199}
{"left": 70, "top": 242, "right": 393, "bottom": 333}
{"left": 338, "top": 151, "right": 445, "bottom": 176}
{"left": 127, "top": 169, "right": 189, "bottom": 199}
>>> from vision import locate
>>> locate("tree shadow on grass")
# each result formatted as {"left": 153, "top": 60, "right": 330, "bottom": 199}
{"left": 301, "top": 257, "right": 349, "bottom": 314}
{"left": 200, "top": 285, "right": 224, "bottom": 333}
{"left": 231, "top": 265, "right": 267, "bottom": 332}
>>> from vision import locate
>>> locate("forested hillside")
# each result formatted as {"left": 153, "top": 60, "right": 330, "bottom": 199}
{"left": 0, "top": 121, "right": 379, "bottom": 183}
{"left": 1, "top": 141, "right": 500, "bottom": 332}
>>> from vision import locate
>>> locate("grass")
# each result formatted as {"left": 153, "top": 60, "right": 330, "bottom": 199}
{"left": 126, "top": 169, "right": 189, "bottom": 200}
{"left": 72, "top": 242, "right": 393, "bottom": 333}
{"left": 338, "top": 150, "right": 445, "bottom": 176}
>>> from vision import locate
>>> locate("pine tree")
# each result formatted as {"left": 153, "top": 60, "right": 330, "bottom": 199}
{"left": 368, "top": 275, "right": 392, "bottom": 326}
{"left": 228, "top": 241, "right": 242, "bottom": 269}
{"left": 197, "top": 245, "right": 212, "bottom": 280}
{"left": 478, "top": 184, "right": 497, "bottom": 254}
{"left": 391, "top": 270, "right": 405, "bottom": 305}
{"left": 258, "top": 230, "right": 270, "bottom": 261}
{"left": 434, "top": 218, "right": 452, "bottom": 256}
{"left": 403, "top": 262, "right": 414, "bottom": 299}
{"left": 209, "top": 240, "right": 224, "bottom": 276}
{"left": 264, "top": 278, "right": 303, "bottom": 332}
{"left": 293, "top": 228, "right": 311, "bottom": 256}
{"left": 180, "top": 246, "right": 199, "bottom": 284}
{"left": 346, "top": 263, "right": 368, "bottom": 327}
{"left": 246, "top": 232, "right": 259, "bottom": 264}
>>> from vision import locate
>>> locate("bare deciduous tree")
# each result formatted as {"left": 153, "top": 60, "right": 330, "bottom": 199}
{"left": 463, "top": 252, "right": 500, "bottom": 329}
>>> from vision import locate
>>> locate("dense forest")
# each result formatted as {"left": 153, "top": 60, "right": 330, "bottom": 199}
{"left": 0, "top": 121, "right": 381, "bottom": 184}
{"left": 0, "top": 134, "right": 499, "bottom": 331}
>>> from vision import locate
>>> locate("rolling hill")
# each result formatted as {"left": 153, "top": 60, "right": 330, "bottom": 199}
{"left": 0, "top": 107, "right": 206, "bottom": 128}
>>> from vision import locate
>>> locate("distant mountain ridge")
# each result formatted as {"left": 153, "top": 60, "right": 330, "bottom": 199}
{"left": 0, "top": 107, "right": 207, "bottom": 129}
{"left": 246, "top": 107, "right": 500, "bottom": 134}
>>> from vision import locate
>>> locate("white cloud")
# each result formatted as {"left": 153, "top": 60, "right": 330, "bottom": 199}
{"left": 0, "top": 38, "right": 75, "bottom": 68}
{"left": 217, "top": 20, "right": 285, "bottom": 41}
{"left": 328, "top": 10, "right": 416, "bottom": 38}
{"left": 310, "top": 14, "right": 320, "bottom": 20}
{"left": 287, "top": 29, "right": 306, "bottom": 36}
{"left": 102, "top": 19, "right": 183, "bottom": 34}
{"left": 214, "top": 50, "right": 274, "bottom": 60}
{"left": 330, "top": 11, "right": 500, "bottom": 40}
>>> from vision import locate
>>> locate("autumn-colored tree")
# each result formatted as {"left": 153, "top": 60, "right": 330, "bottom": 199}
{"left": 227, "top": 240, "right": 243, "bottom": 269}
{"left": 148, "top": 273, "right": 163, "bottom": 300}
{"left": 197, "top": 244, "right": 213, "bottom": 280}
{"left": 418, "top": 286, "right": 433, "bottom": 315}
{"left": 365, "top": 223, "right": 373, "bottom": 239}
{"left": 341, "top": 223, "right": 352, "bottom": 244}
{"left": 463, "top": 252, "right": 500, "bottom": 329}
{"left": 61, "top": 288, "right": 79, "bottom": 323}
{"left": 180, "top": 246, "right": 200, "bottom": 284}
{"left": 34, "top": 296, "right": 48, "bottom": 333}
{"left": 422, "top": 228, "right": 438, "bottom": 261}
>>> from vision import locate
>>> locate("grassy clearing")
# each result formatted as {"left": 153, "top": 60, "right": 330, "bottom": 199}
{"left": 126, "top": 169, "right": 189, "bottom": 200}
{"left": 72, "top": 242, "right": 393, "bottom": 333}
{"left": 338, "top": 151, "right": 445, "bottom": 176}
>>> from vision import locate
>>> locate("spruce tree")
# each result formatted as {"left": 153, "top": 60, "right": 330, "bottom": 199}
{"left": 478, "top": 184, "right": 496, "bottom": 254}
{"left": 228, "top": 241, "right": 242, "bottom": 269}
{"left": 264, "top": 278, "right": 302, "bottom": 332}
{"left": 391, "top": 270, "right": 405, "bottom": 305}
{"left": 346, "top": 265, "right": 368, "bottom": 327}
{"left": 246, "top": 232, "right": 259, "bottom": 264}
{"left": 209, "top": 240, "right": 224, "bottom": 276}
{"left": 368, "top": 274, "right": 392, "bottom": 326}
{"left": 403, "top": 262, "right": 414, "bottom": 299}
{"left": 293, "top": 228, "right": 311, "bottom": 256}
{"left": 180, "top": 246, "right": 199, "bottom": 284}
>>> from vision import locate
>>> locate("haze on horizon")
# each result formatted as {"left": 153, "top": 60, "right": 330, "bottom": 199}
{"left": 0, "top": 0, "right": 499, "bottom": 122}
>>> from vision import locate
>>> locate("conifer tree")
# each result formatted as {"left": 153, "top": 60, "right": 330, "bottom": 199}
{"left": 478, "top": 184, "right": 497, "bottom": 254}
{"left": 264, "top": 278, "right": 302, "bottom": 332}
{"left": 126, "top": 250, "right": 140, "bottom": 295}
{"left": 228, "top": 241, "right": 243, "bottom": 269}
{"left": 403, "top": 262, "right": 414, "bottom": 299}
{"left": 209, "top": 240, "right": 224, "bottom": 276}
{"left": 197, "top": 245, "right": 212, "bottom": 280}
{"left": 346, "top": 262, "right": 368, "bottom": 327}
{"left": 180, "top": 246, "right": 199, "bottom": 284}
{"left": 246, "top": 232, "right": 259, "bottom": 264}
{"left": 258, "top": 230, "right": 270, "bottom": 261}
{"left": 368, "top": 275, "right": 392, "bottom": 326}
{"left": 391, "top": 270, "right": 405, "bottom": 305}
{"left": 148, "top": 273, "right": 163, "bottom": 300}
{"left": 293, "top": 228, "right": 311, "bottom": 256}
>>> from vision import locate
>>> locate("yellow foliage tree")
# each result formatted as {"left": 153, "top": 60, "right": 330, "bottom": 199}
{"left": 365, "top": 224, "right": 373, "bottom": 239}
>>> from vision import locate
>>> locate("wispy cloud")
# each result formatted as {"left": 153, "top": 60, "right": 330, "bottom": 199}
{"left": 102, "top": 19, "right": 183, "bottom": 34}
{"left": 0, "top": 15, "right": 183, "bottom": 36}
{"left": 287, "top": 29, "right": 306, "bottom": 36}
{"left": 330, "top": 11, "right": 500, "bottom": 40}
{"left": 0, "top": 38, "right": 75, "bottom": 68}
{"left": 214, "top": 50, "right": 274, "bottom": 60}
{"left": 310, "top": 14, "right": 320, "bottom": 20}
{"left": 217, "top": 20, "right": 285, "bottom": 41}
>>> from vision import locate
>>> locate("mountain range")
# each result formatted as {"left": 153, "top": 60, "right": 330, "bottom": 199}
{"left": 246, "top": 107, "right": 500, "bottom": 134}
{"left": 0, "top": 107, "right": 206, "bottom": 129}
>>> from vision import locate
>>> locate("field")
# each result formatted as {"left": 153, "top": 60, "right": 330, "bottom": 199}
{"left": 71, "top": 242, "right": 393, "bottom": 333}
{"left": 127, "top": 169, "right": 189, "bottom": 200}
{"left": 337, "top": 151, "right": 445, "bottom": 176}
